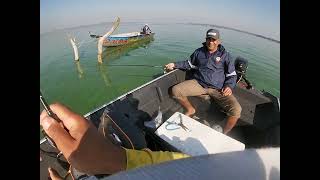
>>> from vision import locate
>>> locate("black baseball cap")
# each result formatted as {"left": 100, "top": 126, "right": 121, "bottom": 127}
{"left": 206, "top": 29, "right": 220, "bottom": 39}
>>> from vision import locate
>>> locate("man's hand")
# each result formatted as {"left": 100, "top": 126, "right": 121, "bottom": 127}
{"left": 40, "top": 103, "right": 126, "bottom": 175}
{"left": 222, "top": 86, "right": 232, "bottom": 96}
{"left": 164, "top": 63, "right": 175, "bottom": 71}
{"left": 48, "top": 167, "right": 63, "bottom": 180}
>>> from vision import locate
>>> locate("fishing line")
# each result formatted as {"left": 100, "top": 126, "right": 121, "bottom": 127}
{"left": 105, "top": 64, "right": 163, "bottom": 68}
{"left": 82, "top": 63, "right": 163, "bottom": 69}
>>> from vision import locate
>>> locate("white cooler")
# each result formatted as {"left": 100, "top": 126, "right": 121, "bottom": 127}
{"left": 155, "top": 112, "right": 245, "bottom": 156}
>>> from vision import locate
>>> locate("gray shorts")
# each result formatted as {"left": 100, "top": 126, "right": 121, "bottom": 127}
{"left": 172, "top": 79, "right": 242, "bottom": 118}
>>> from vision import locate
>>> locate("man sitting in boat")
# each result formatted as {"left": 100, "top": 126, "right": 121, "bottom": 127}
{"left": 141, "top": 24, "right": 152, "bottom": 34}
{"left": 41, "top": 103, "right": 279, "bottom": 180}
{"left": 165, "top": 29, "right": 241, "bottom": 134}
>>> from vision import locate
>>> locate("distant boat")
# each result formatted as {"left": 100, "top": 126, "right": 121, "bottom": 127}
{"left": 103, "top": 32, "right": 155, "bottom": 47}
{"left": 101, "top": 37, "right": 154, "bottom": 61}
{"left": 88, "top": 31, "right": 102, "bottom": 38}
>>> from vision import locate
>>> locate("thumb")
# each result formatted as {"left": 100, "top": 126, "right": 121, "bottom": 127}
{"left": 41, "top": 116, "right": 74, "bottom": 154}
{"left": 48, "top": 167, "right": 63, "bottom": 180}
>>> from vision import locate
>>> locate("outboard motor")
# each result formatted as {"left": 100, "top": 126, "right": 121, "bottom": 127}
{"left": 234, "top": 56, "right": 253, "bottom": 89}
{"left": 235, "top": 56, "right": 248, "bottom": 77}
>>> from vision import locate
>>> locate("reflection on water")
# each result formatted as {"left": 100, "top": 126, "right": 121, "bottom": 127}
{"left": 74, "top": 61, "right": 84, "bottom": 79}
{"left": 74, "top": 59, "right": 112, "bottom": 88}
{"left": 97, "top": 63, "right": 112, "bottom": 87}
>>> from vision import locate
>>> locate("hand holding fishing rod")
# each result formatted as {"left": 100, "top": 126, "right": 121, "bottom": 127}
{"left": 40, "top": 92, "right": 63, "bottom": 122}
{"left": 40, "top": 102, "right": 126, "bottom": 175}
{"left": 40, "top": 91, "right": 71, "bottom": 150}
{"left": 40, "top": 91, "right": 60, "bottom": 149}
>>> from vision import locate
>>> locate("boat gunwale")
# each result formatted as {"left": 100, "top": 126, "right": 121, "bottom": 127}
{"left": 107, "top": 32, "right": 154, "bottom": 38}
{"left": 40, "top": 69, "right": 279, "bottom": 144}
{"left": 103, "top": 33, "right": 154, "bottom": 47}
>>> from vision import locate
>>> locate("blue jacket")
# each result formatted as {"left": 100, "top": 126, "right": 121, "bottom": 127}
{"left": 174, "top": 44, "right": 237, "bottom": 90}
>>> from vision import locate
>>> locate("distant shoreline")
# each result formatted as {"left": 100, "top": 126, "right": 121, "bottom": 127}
{"left": 41, "top": 22, "right": 280, "bottom": 44}
{"left": 186, "top": 23, "right": 280, "bottom": 44}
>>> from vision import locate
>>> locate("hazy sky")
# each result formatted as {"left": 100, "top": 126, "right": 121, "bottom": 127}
{"left": 40, "top": 0, "right": 280, "bottom": 40}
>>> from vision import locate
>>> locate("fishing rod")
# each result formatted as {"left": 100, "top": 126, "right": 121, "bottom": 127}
{"left": 83, "top": 63, "right": 164, "bottom": 69}
{"left": 106, "top": 64, "right": 163, "bottom": 68}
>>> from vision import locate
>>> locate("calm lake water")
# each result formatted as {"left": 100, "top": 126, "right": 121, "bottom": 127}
{"left": 40, "top": 22, "right": 279, "bottom": 137}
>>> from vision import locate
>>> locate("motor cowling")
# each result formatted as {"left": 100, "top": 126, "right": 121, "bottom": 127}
{"left": 235, "top": 56, "right": 248, "bottom": 76}
{"left": 234, "top": 56, "right": 253, "bottom": 89}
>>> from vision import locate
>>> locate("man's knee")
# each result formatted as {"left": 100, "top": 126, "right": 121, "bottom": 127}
{"left": 227, "top": 101, "right": 242, "bottom": 118}
{"left": 171, "top": 85, "right": 183, "bottom": 99}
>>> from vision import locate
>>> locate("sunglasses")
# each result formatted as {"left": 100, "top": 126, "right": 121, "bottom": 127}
{"left": 206, "top": 37, "right": 217, "bottom": 42}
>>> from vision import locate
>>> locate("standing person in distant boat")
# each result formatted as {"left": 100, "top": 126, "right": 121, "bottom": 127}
{"left": 141, "top": 24, "right": 152, "bottom": 34}
{"left": 164, "top": 29, "right": 242, "bottom": 134}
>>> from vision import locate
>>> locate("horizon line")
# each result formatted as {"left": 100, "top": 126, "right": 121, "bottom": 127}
{"left": 41, "top": 21, "right": 279, "bottom": 43}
